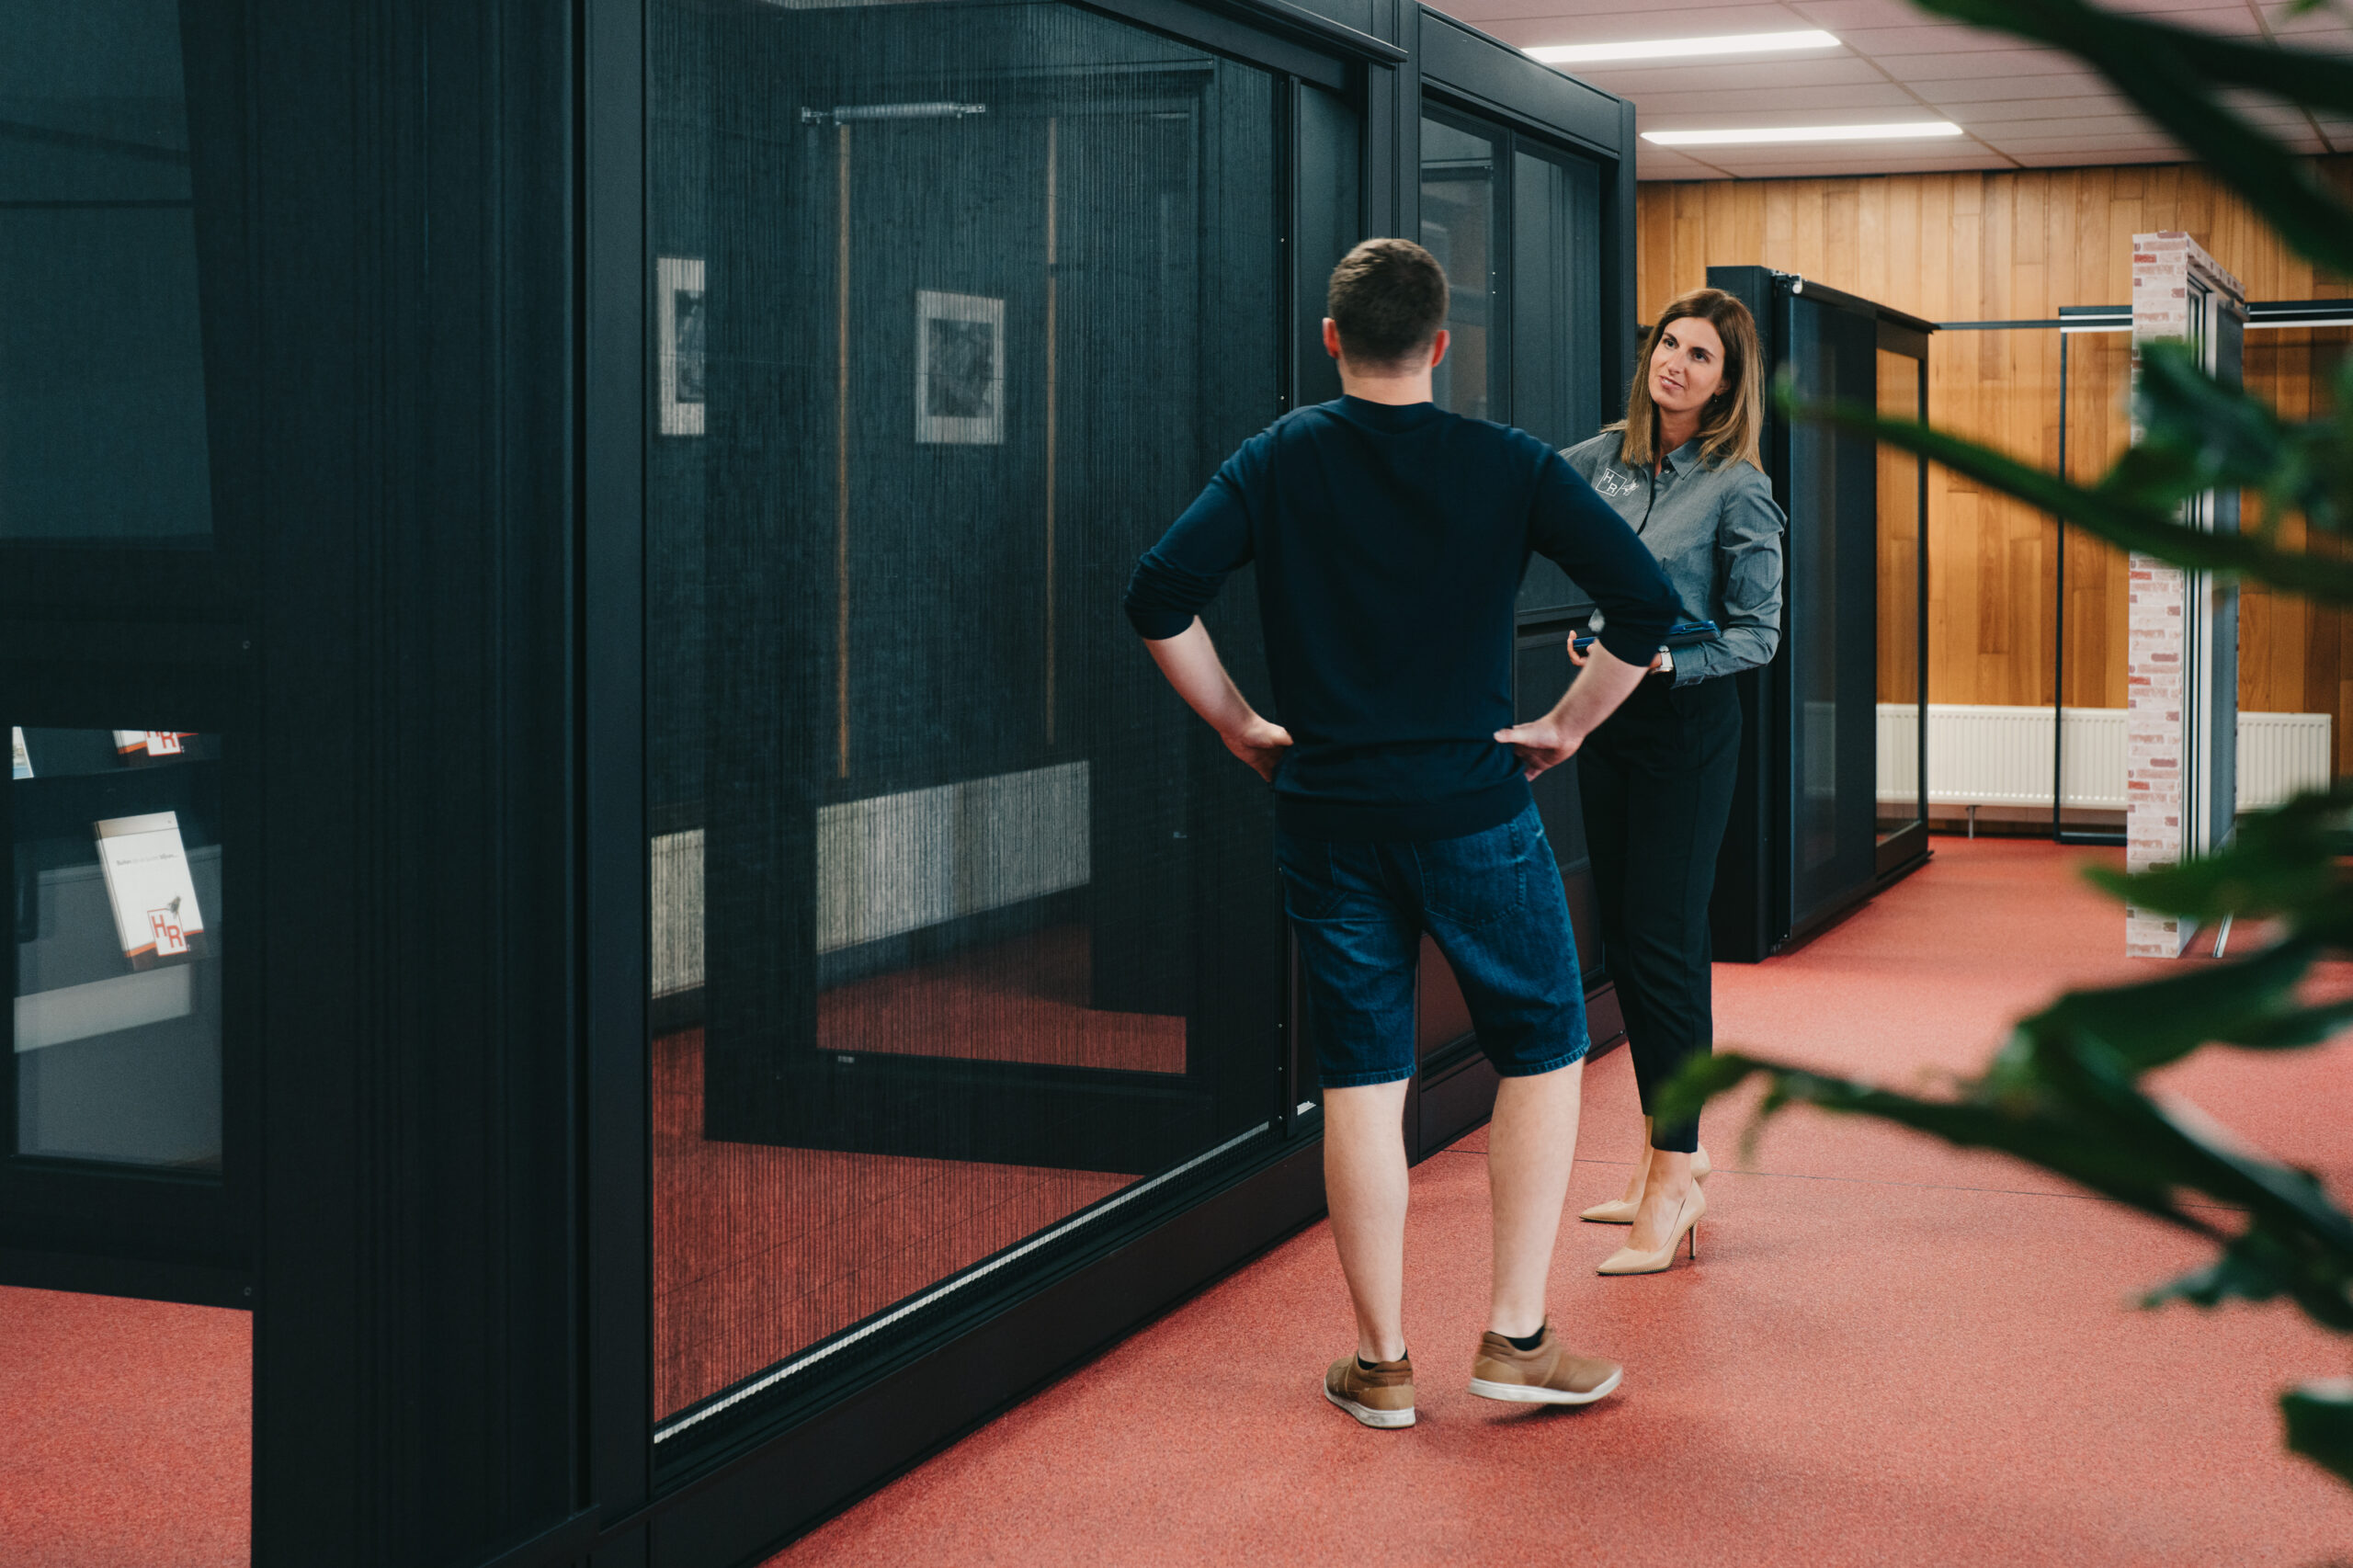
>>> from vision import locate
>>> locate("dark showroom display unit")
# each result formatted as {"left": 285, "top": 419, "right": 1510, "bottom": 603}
{"left": 0, "top": 3, "right": 1644, "bottom": 1565}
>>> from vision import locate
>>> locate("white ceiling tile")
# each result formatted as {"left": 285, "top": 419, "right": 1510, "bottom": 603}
{"left": 1495, "top": 3, "right": 1819, "bottom": 34}
{"left": 1568, "top": 54, "right": 1890, "bottom": 88}
{"left": 1432, "top": 0, "right": 1801, "bottom": 20}
{"left": 1633, "top": 146, "right": 1738, "bottom": 178}
{"left": 1640, "top": 109, "right": 1972, "bottom": 132}
{"left": 1953, "top": 113, "right": 2165, "bottom": 139}
{"left": 2267, "top": 7, "right": 2353, "bottom": 46}
{"left": 1836, "top": 23, "right": 2040, "bottom": 54}
{"left": 1870, "top": 48, "right": 2108, "bottom": 81}
{"left": 2007, "top": 148, "right": 2188, "bottom": 169}
{"left": 1914, "top": 69, "right": 2113, "bottom": 103}
{"left": 1784, "top": 0, "right": 1971, "bottom": 26}
{"left": 1481, "top": 18, "right": 1846, "bottom": 53}
{"left": 1931, "top": 95, "right": 2136, "bottom": 122}
{"left": 1983, "top": 131, "right": 2186, "bottom": 153}
{"left": 1628, "top": 82, "right": 1919, "bottom": 112}
{"left": 1701, "top": 150, "right": 2015, "bottom": 176}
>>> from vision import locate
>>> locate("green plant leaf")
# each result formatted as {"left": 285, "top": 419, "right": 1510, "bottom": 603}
{"left": 1915, "top": 0, "right": 2353, "bottom": 274}
{"left": 2284, "top": 1381, "right": 2353, "bottom": 1485}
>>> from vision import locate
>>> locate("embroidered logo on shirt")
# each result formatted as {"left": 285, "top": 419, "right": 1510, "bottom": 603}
{"left": 1593, "top": 467, "right": 1640, "bottom": 499}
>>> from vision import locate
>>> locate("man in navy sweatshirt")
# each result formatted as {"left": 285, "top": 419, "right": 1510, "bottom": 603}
{"left": 1123, "top": 237, "right": 1681, "bottom": 1429}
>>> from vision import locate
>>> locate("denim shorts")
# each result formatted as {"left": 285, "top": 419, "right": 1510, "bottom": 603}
{"left": 1277, "top": 803, "right": 1590, "bottom": 1089}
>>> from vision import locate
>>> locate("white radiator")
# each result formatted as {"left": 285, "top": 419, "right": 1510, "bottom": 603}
{"left": 647, "top": 761, "right": 1092, "bottom": 996}
{"left": 1877, "top": 704, "right": 2330, "bottom": 812}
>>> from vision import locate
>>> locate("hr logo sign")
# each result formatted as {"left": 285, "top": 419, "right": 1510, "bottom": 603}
{"left": 148, "top": 903, "right": 189, "bottom": 959}
{"left": 1593, "top": 468, "right": 1640, "bottom": 499}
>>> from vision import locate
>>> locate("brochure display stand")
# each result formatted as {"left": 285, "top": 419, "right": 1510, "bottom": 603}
{"left": 10, "top": 728, "right": 223, "bottom": 1169}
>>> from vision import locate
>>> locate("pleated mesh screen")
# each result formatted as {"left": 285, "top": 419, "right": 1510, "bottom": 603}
{"left": 646, "top": 0, "right": 1284, "bottom": 1439}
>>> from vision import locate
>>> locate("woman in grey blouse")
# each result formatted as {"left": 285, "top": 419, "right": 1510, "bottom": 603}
{"left": 1561, "top": 286, "right": 1785, "bottom": 1275}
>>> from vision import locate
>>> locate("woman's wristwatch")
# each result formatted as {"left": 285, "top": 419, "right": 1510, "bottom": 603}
{"left": 1654, "top": 647, "right": 1676, "bottom": 677}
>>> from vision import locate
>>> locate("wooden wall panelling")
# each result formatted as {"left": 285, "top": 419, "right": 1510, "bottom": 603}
{"left": 1636, "top": 159, "right": 2353, "bottom": 776}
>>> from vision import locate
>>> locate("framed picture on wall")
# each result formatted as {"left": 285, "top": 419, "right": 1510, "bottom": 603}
{"left": 657, "top": 256, "right": 707, "bottom": 437}
{"left": 915, "top": 290, "right": 1004, "bottom": 445}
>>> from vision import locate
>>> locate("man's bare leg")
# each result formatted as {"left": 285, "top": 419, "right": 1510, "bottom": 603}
{"left": 1323, "top": 1080, "right": 1412, "bottom": 1363}
{"left": 1485, "top": 1061, "right": 1585, "bottom": 1337}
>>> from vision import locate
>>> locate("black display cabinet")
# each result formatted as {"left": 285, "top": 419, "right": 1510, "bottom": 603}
{"left": 0, "top": 4, "right": 1648, "bottom": 1564}
{"left": 1706, "top": 267, "right": 1934, "bottom": 961}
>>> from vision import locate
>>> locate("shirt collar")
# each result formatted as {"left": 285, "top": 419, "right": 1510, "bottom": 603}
{"left": 1662, "top": 437, "right": 1706, "bottom": 474}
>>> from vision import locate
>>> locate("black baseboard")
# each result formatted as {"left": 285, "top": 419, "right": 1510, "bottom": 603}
{"left": 0, "top": 1245, "right": 253, "bottom": 1310}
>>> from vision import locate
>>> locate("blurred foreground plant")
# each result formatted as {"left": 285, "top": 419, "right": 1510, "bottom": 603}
{"left": 1659, "top": 0, "right": 2353, "bottom": 1490}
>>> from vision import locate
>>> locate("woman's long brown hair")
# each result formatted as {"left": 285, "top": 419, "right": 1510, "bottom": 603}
{"left": 1608, "top": 287, "right": 1764, "bottom": 472}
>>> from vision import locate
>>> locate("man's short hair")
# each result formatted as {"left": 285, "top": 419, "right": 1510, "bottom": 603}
{"left": 1327, "top": 238, "right": 1448, "bottom": 372}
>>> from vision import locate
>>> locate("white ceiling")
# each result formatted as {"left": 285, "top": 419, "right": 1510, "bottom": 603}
{"left": 1424, "top": 0, "right": 2353, "bottom": 178}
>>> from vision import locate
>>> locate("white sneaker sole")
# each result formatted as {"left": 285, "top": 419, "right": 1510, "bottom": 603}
{"left": 1324, "top": 1384, "right": 1416, "bottom": 1428}
{"left": 1467, "top": 1366, "right": 1623, "bottom": 1405}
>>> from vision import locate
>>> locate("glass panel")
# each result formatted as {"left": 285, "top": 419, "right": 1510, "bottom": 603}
{"left": 2058, "top": 328, "right": 2133, "bottom": 834}
{"left": 1783, "top": 297, "right": 1878, "bottom": 924}
{"left": 2239, "top": 326, "right": 2353, "bottom": 796}
{"left": 647, "top": 0, "right": 1283, "bottom": 1449}
{"left": 1418, "top": 116, "right": 1495, "bottom": 422}
{"left": 1509, "top": 146, "right": 1600, "bottom": 617}
{"left": 1875, "top": 348, "right": 1923, "bottom": 844}
{"left": 12, "top": 727, "right": 222, "bottom": 1168}
{"left": 0, "top": 4, "right": 214, "bottom": 544}
{"left": 1295, "top": 82, "right": 1360, "bottom": 410}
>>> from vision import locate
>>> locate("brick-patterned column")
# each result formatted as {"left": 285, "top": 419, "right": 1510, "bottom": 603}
{"left": 2125, "top": 232, "right": 2243, "bottom": 958}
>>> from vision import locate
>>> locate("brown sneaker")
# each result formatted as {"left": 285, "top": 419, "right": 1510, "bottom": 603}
{"left": 1324, "top": 1353, "right": 1416, "bottom": 1428}
{"left": 1468, "top": 1326, "right": 1622, "bottom": 1406}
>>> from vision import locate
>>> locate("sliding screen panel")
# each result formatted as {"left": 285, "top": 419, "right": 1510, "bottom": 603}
{"left": 1780, "top": 293, "right": 1878, "bottom": 931}
{"left": 1874, "top": 343, "right": 1927, "bottom": 872}
{"left": 646, "top": 0, "right": 1286, "bottom": 1464}
{"left": 1508, "top": 145, "right": 1600, "bottom": 619}
{"left": 1418, "top": 114, "right": 1497, "bottom": 423}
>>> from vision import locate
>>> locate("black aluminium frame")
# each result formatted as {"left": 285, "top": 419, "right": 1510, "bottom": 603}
{"left": 573, "top": 5, "right": 1647, "bottom": 1567}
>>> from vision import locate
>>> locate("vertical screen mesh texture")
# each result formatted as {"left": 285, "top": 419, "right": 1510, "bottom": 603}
{"left": 1418, "top": 115, "right": 1495, "bottom": 424}
{"left": 1783, "top": 295, "right": 1880, "bottom": 925}
{"left": 648, "top": 0, "right": 1283, "bottom": 1435}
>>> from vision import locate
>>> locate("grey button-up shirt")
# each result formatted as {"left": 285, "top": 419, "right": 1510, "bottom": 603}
{"left": 1560, "top": 432, "right": 1785, "bottom": 687}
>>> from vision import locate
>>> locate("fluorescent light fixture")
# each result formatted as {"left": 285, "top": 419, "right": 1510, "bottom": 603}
{"left": 1643, "top": 121, "right": 1964, "bottom": 147}
{"left": 1529, "top": 29, "right": 1838, "bottom": 64}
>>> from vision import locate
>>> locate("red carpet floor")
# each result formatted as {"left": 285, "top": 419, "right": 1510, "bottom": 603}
{"left": 656, "top": 923, "right": 1176, "bottom": 1415}
{"left": 773, "top": 836, "right": 2353, "bottom": 1567}
{"left": 0, "top": 1285, "right": 250, "bottom": 1568}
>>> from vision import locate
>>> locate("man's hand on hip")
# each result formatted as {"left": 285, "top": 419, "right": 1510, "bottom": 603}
{"left": 1223, "top": 717, "right": 1293, "bottom": 782}
{"left": 1493, "top": 715, "right": 1584, "bottom": 780}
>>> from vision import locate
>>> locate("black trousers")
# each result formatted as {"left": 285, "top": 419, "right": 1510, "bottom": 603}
{"left": 1578, "top": 674, "right": 1742, "bottom": 1154}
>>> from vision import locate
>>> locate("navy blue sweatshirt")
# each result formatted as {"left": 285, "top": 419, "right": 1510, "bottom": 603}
{"left": 1123, "top": 396, "right": 1681, "bottom": 840}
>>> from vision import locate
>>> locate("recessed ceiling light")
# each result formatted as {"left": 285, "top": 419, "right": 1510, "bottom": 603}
{"left": 1643, "top": 121, "right": 1965, "bottom": 146}
{"left": 1528, "top": 29, "right": 1840, "bottom": 64}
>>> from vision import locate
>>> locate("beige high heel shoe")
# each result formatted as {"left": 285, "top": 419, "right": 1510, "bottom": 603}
{"left": 1596, "top": 1185, "right": 1705, "bottom": 1275}
{"left": 1577, "top": 1144, "right": 1711, "bottom": 1224}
